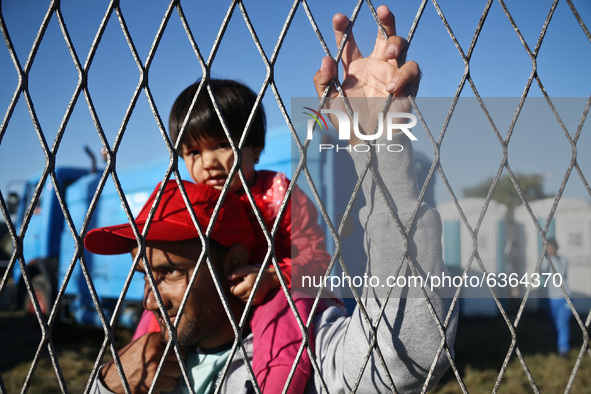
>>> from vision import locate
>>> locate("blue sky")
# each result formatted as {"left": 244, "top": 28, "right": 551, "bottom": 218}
{"left": 1, "top": 0, "right": 590, "bottom": 218}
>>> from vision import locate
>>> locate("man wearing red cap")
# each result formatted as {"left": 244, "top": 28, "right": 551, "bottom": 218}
{"left": 86, "top": 180, "right": 261, "bottom": 393}
{"left": 87, "top": 5, "right": 457, "bottom": 393}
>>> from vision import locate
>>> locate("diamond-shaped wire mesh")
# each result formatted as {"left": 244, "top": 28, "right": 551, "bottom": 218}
{"left": 0, "top": 0, "right": 590, "bottom": 393}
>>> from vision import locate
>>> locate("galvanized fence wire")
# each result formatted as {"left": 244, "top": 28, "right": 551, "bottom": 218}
{"left": 0, "top": 0, "right": 590, "bottom": 393}
{"left": 413, "top": 0, "right": 591, "bottom": 392}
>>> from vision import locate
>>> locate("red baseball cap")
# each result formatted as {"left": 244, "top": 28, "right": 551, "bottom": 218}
{"left": 84, "top": 180, "right": 255, "bottom": 255}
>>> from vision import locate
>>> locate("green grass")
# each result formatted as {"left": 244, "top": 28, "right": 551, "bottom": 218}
{"left": 434, "top": 351, "right": 591, "bottom": 393}
{"left": 1, "top": 310, "right": 589, "bottom": 393}
{"left": 0, "top": 311, "right": 131, "bottom": 393}
{"left": 432, "top": 310, "right": 591, "bottom": 393}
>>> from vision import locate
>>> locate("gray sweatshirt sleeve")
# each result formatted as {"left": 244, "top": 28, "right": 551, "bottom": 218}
{"left": 312, "top": 132, "right": 457, "bottom": 393}
{"left": 88, "top": 368, "right": 114, "bottom": 394}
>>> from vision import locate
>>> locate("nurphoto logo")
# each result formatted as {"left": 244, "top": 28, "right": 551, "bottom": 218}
{"left": 303, "top": 107, "right": 418, "bottom": 153}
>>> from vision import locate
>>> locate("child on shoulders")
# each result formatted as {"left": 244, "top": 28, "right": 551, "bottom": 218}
{"left": 134, "top": 78, "right": 333, "bottom": 393}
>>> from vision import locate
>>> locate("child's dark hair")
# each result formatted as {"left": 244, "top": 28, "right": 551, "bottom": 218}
{"left": 169, "top": 79, "right": 266, "bottom": 151}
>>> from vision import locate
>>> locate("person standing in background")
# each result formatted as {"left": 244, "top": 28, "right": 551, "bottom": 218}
{"left": 541, "top": 238, "right": 571, "bottom": 356}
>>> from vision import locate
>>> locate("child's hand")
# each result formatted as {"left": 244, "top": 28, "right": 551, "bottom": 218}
{"left": 227, "top": 265, "right": 280, "bottom": 305}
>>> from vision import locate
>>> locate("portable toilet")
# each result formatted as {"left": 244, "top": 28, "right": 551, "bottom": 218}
{"left": 514, "top": 197, "right": 591, "bottom": 313}
{"left": 437, "top": 198, "right": 508, "bottom": 316}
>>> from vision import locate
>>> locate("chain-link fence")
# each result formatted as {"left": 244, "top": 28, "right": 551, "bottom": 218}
{"left": 1, "top": 0, "right": 590, "bottom": 393}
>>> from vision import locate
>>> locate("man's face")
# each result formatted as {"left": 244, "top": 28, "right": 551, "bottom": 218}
{"left": 181, "top": 136, "right": 261, "bottom": 195}
{"left": 133, "top": 240, "right": 234, "bottom": 349}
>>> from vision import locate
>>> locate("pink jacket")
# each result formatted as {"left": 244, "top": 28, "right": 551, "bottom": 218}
{"left": 240, "top": 170, "right": 330, "bottom": 392}
{"left": 240, "top": 170, "right": 330, "bottom": 290}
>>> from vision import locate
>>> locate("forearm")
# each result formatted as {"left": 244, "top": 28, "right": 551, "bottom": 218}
{"left": 320, "top": 132, "right": 456, "bottom": 392}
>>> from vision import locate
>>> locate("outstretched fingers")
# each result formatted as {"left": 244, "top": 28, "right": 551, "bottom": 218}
{"left": 314, "top": 11, "right": 362, "bottom": 99}
{"left": 386, "top": 60, "right": 420, "bottom": 96}
{"left": 376, "top": 35, "right": 408, "bottom": 66}
{"left": 376, "top": 4, "right": 397, "bottom": 39}
{"left": 313, "top": 56, "right": 338, "bottom": 99}
{"left": 372, "top": 6, "right": 406, "bottom": 63}
{"left": 332, "top": 12, "right": 362, "bottom": 70}
{"left": 313, "top": 5, "right": 420, "bottom": 99}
